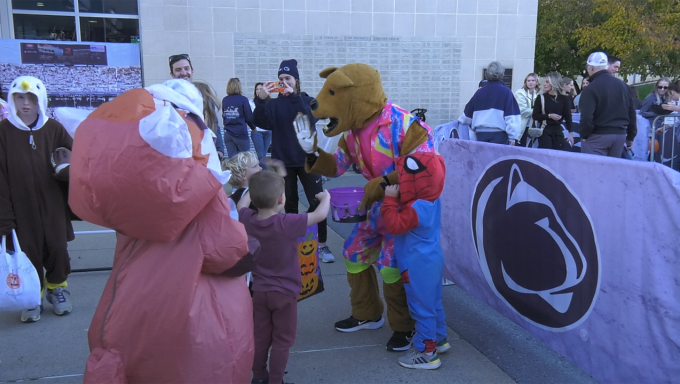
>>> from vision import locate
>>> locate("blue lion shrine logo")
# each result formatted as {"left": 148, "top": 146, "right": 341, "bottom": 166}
{"left": 471, "top": 157, "right": 600, "bottom": 330}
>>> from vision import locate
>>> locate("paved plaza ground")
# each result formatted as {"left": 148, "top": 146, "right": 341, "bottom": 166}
{"left": 0, "top": 173, "right": 599, "bottom": 384}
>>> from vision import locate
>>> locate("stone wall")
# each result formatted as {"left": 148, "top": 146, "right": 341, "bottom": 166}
{"left": 138, "top": 0, "right": 538, "bottom": 123}
{"left": 234, "top": 33, "right": 462, "bottom": 125}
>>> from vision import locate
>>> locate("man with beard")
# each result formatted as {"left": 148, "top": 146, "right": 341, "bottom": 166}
{"left": 169, "top": 54, "right": 225, "bottom": 157}
{"left": 169, "top": 53, "right": 194, "bottom": 82}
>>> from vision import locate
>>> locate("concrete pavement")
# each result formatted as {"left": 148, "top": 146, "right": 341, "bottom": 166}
{"left": 0, "top": 220, "right": 513, "bottom": 384}
{"left": 0, "top": 173, "right": 598, "bottom": 384}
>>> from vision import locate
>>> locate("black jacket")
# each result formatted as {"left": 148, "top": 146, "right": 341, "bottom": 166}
{"left": 532, "top": 93, "right": 573, "bottom": 132}
{"left": 579, "top": 70, "right": 637, "bottom": 141}
{"left": 253, "top": 92, "right": 317, "bottom": 168}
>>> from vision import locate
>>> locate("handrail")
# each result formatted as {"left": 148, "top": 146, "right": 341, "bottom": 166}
{"left": 650, "top": 114, "right": 679, "bottom": 167}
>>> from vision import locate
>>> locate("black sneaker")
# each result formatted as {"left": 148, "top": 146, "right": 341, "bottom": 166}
{"left": 386, "top": 330, "right": 415, "bottom": 351}
{"left": 334, "top": 316, "right": 385, "bottom": 332}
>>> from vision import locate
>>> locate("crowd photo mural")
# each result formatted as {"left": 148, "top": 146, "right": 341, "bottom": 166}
{"left": 0, "top": 39, "right": 142, "bottom": 121}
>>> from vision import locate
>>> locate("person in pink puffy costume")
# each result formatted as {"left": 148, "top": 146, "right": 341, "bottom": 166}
{"left": 67, "top": 79, "right": 254, "bottom": 383}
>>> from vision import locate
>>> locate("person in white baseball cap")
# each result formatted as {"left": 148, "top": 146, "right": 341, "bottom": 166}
{"left": 578, "top": 52, "right": 637, "bottom": 157}
{"left": 586, "top": 51, "right": 609, "bottom": 68}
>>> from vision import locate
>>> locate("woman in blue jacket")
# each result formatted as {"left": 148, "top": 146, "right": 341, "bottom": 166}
{"left": 222, "top": 78, "right": 255, "bottom": 158}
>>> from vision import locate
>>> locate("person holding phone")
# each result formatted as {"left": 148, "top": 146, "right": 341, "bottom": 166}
{"left": 253, "top": 59, "right": 335, "bottom": 263}
{"left": 641, "top": 77, "right": 673, "bottom": 132}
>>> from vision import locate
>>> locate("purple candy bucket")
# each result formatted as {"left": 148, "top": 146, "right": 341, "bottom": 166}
{"left": 328, "top": 187, "right": 367, "bottom": 223}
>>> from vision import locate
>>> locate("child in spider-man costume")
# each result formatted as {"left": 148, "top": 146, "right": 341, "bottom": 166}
{"left": 381, "top": 151, "right": 449, "bottom": 370}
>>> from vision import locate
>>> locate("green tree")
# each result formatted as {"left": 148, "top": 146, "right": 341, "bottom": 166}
{"left": 535, "top": 0, "right": 596, "bottom": 78}
{"left": 536, "top": 0, "right": 680, "bottom": 79}
{"left": 577, "top": 0, "right": 680, "bottom": 77}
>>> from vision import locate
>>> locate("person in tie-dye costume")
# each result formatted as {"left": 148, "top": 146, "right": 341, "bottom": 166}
{"left": 296, "top": 63, "right": 435, "bottom": 351}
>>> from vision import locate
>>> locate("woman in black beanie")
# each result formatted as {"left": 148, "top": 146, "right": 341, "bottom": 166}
{"left": 253, "top": 59, "right": 335, "bottom": 263}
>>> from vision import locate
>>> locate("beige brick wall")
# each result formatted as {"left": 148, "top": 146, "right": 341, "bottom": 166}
{"left": 139, "top": 0, "right": 538, "bottom": 119}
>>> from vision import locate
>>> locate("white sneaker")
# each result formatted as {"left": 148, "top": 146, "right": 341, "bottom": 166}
{"left": 398, "top": 347, "right": 441, "bottom": 370}
{"left": 21, "top": 305, "right": 43, "bottom": 323}
{"left": 46, "top": 287, "right": 73, "bottom": 315}
{"left": 319, "top": 245, "right": 335, "bottom": 263}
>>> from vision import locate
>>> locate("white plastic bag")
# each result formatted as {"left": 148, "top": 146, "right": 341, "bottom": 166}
{"left": 0, "top": 230, "right": 41, "bottom": 312}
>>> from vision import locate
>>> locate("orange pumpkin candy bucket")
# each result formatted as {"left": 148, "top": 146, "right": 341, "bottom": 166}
{"left": 297, "top": 226, "right": 325, "bottom": 301}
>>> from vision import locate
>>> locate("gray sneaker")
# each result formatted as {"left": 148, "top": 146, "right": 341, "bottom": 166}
{"left": 20, "top": 304, "right": 43, "bottom": 323}
{"left": 398, "top": 347, "right": 441, "bottom": 370}
{"left": 319, "top": 245, "right": 335, "bottom": 263}
{"left": 46, "top": 287, "right": 72, "bottom": 315}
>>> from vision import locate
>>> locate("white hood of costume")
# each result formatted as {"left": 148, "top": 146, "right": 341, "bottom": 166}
{"left": 143, "top": 80, "right": 227, "bottom": 184}
{"left": 7, "top": 76, "right": 49, "bottom": 131}
{"left": 148, "top": 79, "right": 204, "bottom": 118}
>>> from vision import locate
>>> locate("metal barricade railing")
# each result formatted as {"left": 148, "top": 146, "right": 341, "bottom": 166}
{"left": 649, "top": 115, "right": 680, "bottom": 171}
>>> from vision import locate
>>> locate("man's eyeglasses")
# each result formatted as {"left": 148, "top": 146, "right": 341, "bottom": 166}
{"left": 658, "top": 86, "right": 669, "bottom": 90}
{"left": 169, "top": 54, "right": 190, "bottom": 62}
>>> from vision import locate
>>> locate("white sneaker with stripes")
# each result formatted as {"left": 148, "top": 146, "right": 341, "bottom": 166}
{"left": 398, "top": 347, "right": 441, "bottom": 370}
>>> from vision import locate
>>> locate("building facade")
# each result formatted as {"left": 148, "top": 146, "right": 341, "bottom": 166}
{"left": 1, "top": 0, "right": 538, "bottom": 125}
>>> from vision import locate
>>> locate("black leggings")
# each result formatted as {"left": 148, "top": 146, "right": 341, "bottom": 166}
{"left": 284, "top": 167, "right": 327, "bottom": 243}
{"left": 538, "top": 126, "right": 568, "bottom": 151}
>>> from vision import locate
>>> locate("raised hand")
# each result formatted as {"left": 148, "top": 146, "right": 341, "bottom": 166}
{"left": 293, "top": 113, "right": 317, "bottom": 154}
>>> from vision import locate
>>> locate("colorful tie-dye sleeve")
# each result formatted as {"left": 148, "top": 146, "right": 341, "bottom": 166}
{"left": 333, "top": 145, "right": 353, "bottom": 177}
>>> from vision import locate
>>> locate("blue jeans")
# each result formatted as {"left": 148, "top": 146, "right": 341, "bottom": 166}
{"left": 251, "top": 130, "right": 272, "bottom": 163}
{"left": 224, "top": 133, "right": 251, "bottom": 159}
{"left": 475, "top": 131, "right": 509, "bottom": 144}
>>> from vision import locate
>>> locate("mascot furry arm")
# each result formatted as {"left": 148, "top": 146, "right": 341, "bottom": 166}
{"left": 297, "top": 64, "right": 430, "bottom": 210}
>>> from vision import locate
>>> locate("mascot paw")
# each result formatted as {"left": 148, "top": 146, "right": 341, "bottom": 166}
{"left": 294, "top": 113, "right": 318, "bottom": 154}
{"left": 359, "top": 177, "right": 386, "bottom": 211}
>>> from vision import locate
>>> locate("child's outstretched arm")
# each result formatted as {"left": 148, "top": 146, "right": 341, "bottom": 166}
{"left": 307, "top": 189, "right": 330, "bottom": 226}
{"left": 236, "top": 191, "right": 251, "bottom": 211}
{"left": 381, "top": 185, "right": 419, "bottom": 236}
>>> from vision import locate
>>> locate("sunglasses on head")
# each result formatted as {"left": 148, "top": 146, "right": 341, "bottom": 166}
{"left": 169, "top": 54, "right": 190, "bottom": 62}
{"left": 658, "top": 86, "right": 669, "bottom": 89}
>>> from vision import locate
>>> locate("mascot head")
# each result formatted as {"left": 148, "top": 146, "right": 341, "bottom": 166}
{"left": 396, "top": 152, "right": 446, "bottom": 205}
{"left": 7, "top": 76, "right": 49, "bottom": 130}
{"left": 310, "top": 63, "right": 387, "bottom": 137}
{"left": 69, "top": 80, "right": 229, "bottom": 242}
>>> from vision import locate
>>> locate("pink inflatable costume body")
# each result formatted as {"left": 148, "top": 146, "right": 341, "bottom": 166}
{"left": 69, "top": 84, "right": 253, "bottom": 383}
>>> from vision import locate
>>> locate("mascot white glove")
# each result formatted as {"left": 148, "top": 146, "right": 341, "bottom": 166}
{"left": 294, "top": 113, "right": 317, "bottom": 154}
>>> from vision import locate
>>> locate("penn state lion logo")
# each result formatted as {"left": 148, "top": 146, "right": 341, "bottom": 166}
{"left": 471, "top": 157, "right": 600, "bottom": 331}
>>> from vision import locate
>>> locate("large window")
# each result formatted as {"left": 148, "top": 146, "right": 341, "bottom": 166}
{"left": 14, "top": 14, "right": 77, "bottom": 41}
{"left": 79, "top": 0, "right": 139, "bottom": 15}
{"left": 11, "top": 0, "right": 140, "bottom": 43}
{"left": 11, "top": 0, "right": 75, "bottom": 12}
{"left": 79, "top": 17, "right": 139, "bottom": 43}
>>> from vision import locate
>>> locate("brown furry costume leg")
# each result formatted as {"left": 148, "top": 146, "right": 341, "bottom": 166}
{"left": 347, "top": 268, "right": 384, "bottom": 321}
{"left": 383, "top": 280, "right": 415, "bottom": 333}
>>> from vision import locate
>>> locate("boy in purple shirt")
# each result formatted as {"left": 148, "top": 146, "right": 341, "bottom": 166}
{"left": 240, "top": 170, "right": 330, "bottom": 384}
